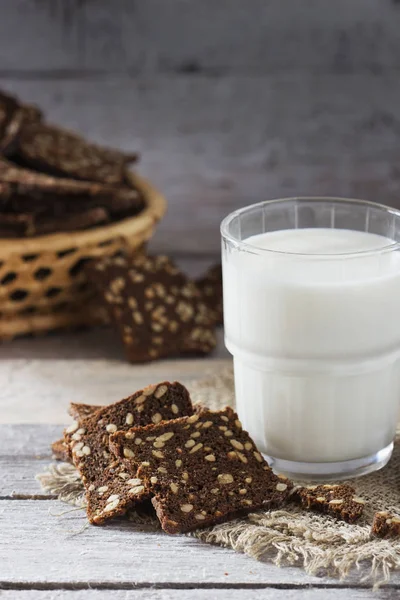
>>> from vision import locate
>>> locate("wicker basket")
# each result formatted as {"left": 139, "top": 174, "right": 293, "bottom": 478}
{"left": 0, "top": 172, "right": 166, "bottom": 339}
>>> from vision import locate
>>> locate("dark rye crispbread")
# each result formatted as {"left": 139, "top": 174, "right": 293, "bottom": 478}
{"left": 69, "top": 402, "right": 103, "bottom": 420}
{"left": 52, "top": 402, "right": 103, "bottom": 462}
{"left": 20, "top": 103, "right": 42, "bottom": 126}
{"left": 0, "top": 206, "right": 108, "bottom": 237}
{"left": 35, "top": 207, "right": 109, "bottom": 235}
{"left": 85, "top": 254, "right": 217, "bottom": 363}
{"left": 196, "top": 264, "right": 223, "bottom": 326}
{"left": 294, "top": 484, "right": 365, "bottom": 523}
{"left": 65, "top": 382, "right": 194, "bottom": 524}
{"left": 371, "top": 511, "right": 400, "bottom": 538}
{"left": 0, "top": 92, "right": 23, "bottom": 153}
{"left": 0, "top": 212, "right": 34, "bottom": 237}
{"left": 0, "top": 91, "right": 41, "bottom": 154}
{"left": 15, "top": 122, "right": 138, "bottom": 185}
{"left": 51, "top": 438, "right": 71, "bottom": 463}
{"left": 109, "top": 407, "right": 292, "bottom": 534}
{"left": 0, "top": 158, "right": 144, "bottom": 219}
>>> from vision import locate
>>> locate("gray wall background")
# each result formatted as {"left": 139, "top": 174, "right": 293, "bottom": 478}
{"left": 1, "top": 0, "right": 400, "bottom": 258}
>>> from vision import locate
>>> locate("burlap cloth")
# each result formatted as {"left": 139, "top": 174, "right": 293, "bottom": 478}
{"left": 37, "top": 366, "right": 400, "bottom": 586}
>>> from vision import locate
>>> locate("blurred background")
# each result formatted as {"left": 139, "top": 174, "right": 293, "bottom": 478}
{"left": 1, "top": 0, "right": 400, "bottom": 261}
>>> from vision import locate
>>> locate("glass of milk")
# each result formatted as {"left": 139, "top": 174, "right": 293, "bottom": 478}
{"left": 221, "top": 198, "right": 400, "bottom": 480}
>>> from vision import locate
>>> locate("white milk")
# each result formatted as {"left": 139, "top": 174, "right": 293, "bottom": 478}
{"left": 223, "top": 228, "right": 400, "bottom": 464}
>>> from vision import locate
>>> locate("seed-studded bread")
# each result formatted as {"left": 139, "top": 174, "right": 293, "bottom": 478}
{"left": 371, "top": 511, "right": 400, "bottom": 537}
{"left": 15, "top": 122, "right": 138, "bottom": 185}
{"left": 64, "top": 382, "right": 193, "bottom": 524}
{"left": 110, "top": 407, "right": 292, "bottom": 534}
{"left": 294, "top": 484, "right": 365, "bottom": 523}
{"left": 0, "top": 158, "right": 144, "bottom": 218}
{"left": 52, "top": 403, "right": 103, "bottom": 462}
{"left": 196, "top": 264, "right": 223, "bottom": 326}
{"left": 85, "top": 254, "right": 217, "bottom": 363}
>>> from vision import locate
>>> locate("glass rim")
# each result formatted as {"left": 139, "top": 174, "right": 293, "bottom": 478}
{"left": 220, "top": 196, "right": 400, "bottom": 258}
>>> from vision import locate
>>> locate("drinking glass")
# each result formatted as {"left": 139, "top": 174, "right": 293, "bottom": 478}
{"left": 221, "top": 198, "right": 400, "bottom": 479}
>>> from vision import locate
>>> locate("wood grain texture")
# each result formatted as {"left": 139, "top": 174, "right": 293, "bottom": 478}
{"left": 1, "top": 425, "right": 399, "bottom": 595}
{"left": 0, "top": 498, "right": 385, "bottom": 588}
{"left": 1, "top": 0, "right": 400, "bottom": 73}
{"left": 0, "top": 591, "right": 397, "bottom": 600}
{"left": 0, "top": 499, "right": 322, "bottom": 586}
{"left": 1, "top": 75, "right": 400, "bottom": 255}
{"left": 0, "top": 425, "right": 64, "bottom": 457}
{"left": 0, "top": 356, "right": 230, "bottom": 425}
{"left": 1, "top": 5, "right": 400, "bottom": 594}
{"left": 1, "top": 2, "right": 400, "bottom": 257}
{"left": 0, "top": 457, "right": 54, "bottom": 497}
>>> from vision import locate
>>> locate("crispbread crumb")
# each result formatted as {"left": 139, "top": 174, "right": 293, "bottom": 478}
{"left": 372, "top": 511, "right": 400, "bottom": 537}
{"left": 294, "top": 484, "right": 365, "bottom": 523}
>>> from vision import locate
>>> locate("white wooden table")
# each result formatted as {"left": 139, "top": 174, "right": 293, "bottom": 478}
{"left": 1, "top": 329, "right": 399, "bottom": 600}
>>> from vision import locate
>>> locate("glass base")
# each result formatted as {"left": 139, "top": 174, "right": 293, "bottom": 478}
{"left": 264, "top": 442, "right": 394, "bottom": 481}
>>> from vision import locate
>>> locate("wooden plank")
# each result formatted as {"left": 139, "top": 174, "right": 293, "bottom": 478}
{"left": 0, "top": 464, "right": 397, "bottom": 596}
{"left": 0, "top": 425, "right": 65, "bottom": 457}
{"left": 1, "top": 74, "right": 400, "bottom": 255}
{"left": 2, "top": 0, "right": 400, "bottom": 73}
{"left": 0, "top": 457, "right": 53, "bottom": 497}
{"left": 0, "top": 590, "right": 396, "bottom": 599}
{"left": 0, "top": 353, "right": 230, "bottom": 425}
{"left": 0, "top": 0, "right": 82, "bottom": 72}
{"left": 0, "top": 499, "right": 377, "bottom": 587}
{"left": 1, "top": 430, "right": 398, "bottom": 593}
